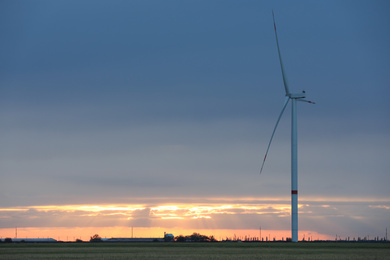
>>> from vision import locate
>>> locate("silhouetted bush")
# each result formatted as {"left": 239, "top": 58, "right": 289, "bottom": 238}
{"left": 90, "top": 234, "right": 102, "bottom": 242}
{"left": 174, "top": 232, "right": 215, "bottom": 242}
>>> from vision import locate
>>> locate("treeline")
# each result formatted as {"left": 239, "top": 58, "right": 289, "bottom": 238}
{"left": 174, "top": 232, "right": 217, "bottom": 242}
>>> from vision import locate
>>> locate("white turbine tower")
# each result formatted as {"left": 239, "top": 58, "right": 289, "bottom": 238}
{"left": 260, "top": 12, "right": 315, "bottom": 243}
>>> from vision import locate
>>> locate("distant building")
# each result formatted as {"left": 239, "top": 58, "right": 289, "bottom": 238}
{"left": 164, "top": 233, "right": 174, "bottom": 241}
{"left": 101, "top": 238, "right": 163, "bottom": 242}
{"left": 1, "top": 238, "right": 57, "bottom": 243}
{"left": 101, "top": 233, "right": 175, "bottom": 243}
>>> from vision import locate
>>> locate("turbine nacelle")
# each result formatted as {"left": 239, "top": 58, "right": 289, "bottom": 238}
{"left": 289, "top": 92, "right": 306, "bottom": 99}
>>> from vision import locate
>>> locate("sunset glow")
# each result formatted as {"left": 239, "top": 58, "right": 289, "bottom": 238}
{"left": 1, "top": 198, "right": 388, "bottom": 241}
{"left": 0, "top": 226, "right": 333, "bottom": 242}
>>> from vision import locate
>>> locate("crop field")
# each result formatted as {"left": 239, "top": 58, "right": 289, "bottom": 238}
{"left": 1, "top": 242, "right": 389, "bottom": 260}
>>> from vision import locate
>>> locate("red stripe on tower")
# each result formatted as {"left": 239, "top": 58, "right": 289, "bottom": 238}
{"left": 291, "top": 190, "right": 298, "bottom": 195}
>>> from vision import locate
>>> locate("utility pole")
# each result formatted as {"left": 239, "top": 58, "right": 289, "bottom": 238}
{"left": 259, "top": 227, "right": 261, "bottom": 241}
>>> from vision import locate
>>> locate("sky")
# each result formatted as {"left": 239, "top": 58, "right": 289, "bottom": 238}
{"left": 1, "top": 0, "right": 389, "bottom": 241}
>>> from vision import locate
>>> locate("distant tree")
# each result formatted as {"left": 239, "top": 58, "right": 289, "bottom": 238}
{"left": 90, "top": 234, "right": 102, "bottom": 242}
{"left": 209, "top": 235, "right": 217, "bottom": 242}
{"left": 190, "top": 232, "right": 200, "bottom": 242}
{"left": 75, "top": 239, "right": 83, "bottom": 243}
{"left": 190, "top": 232, "right": 210, "bottom": 242}
{"left": 175, "top": 235, "right": 187, "bottom": 242}
{"left": 175, "top": 233, "right": 217, "bottom": 242}
{"left": 4, "top": 238, "right": 12, "bottom": 243}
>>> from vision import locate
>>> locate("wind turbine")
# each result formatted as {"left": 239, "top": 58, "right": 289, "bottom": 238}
{"left": 260, "top": 12, "right": 315, "bottom": 242}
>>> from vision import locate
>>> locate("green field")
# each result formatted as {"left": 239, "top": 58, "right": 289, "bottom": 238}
{"left": 1, "top": 242, "right": 389, "bottom": 259}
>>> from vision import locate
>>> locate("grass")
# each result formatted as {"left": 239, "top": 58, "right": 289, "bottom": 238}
{"left": 1, "top": 242, "right": 389, "bottom": 259}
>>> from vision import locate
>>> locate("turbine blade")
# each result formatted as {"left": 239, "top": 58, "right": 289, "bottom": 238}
{"left": 260, "top": 96, "right": 290, "bottom": 174}
{"left": 299, "top": 99, "right": 316, "bottom": 104}
{"left": 272, "top": 11, "right": 290, "bottom": 96}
